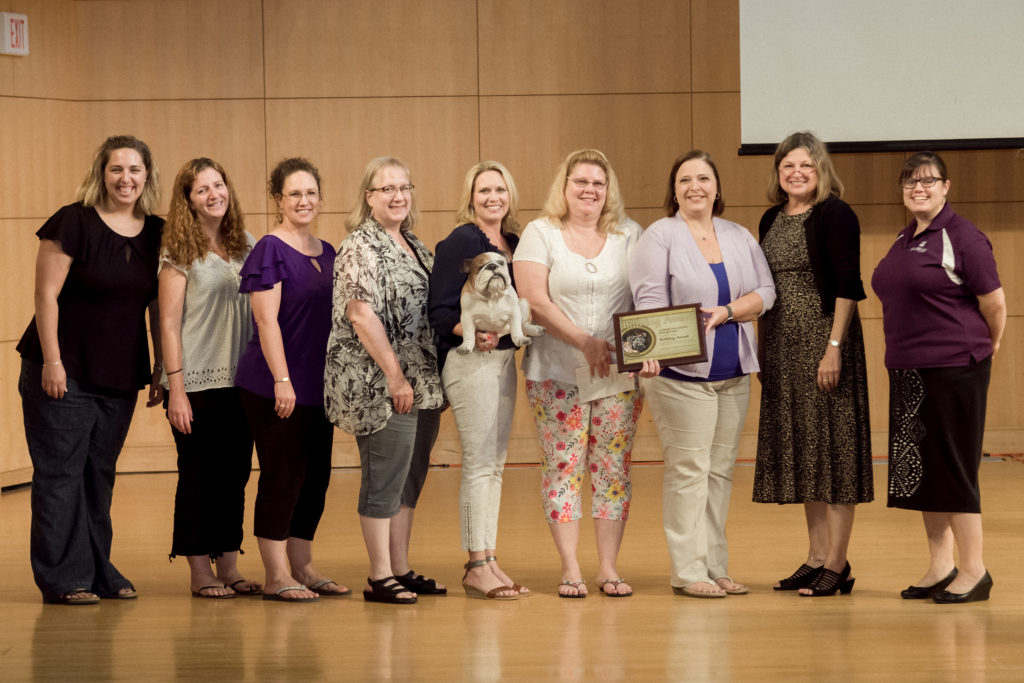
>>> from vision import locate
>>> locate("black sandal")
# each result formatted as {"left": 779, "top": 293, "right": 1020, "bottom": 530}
{"left": 395, "top": 570, "right": 446, "bottom": 595}
{"left": 800, "top": 562, "right": 854, "bottom": 597}
{"left": 774, "top": 563, "right": 824, "bottom": 591}
{"left": 363, "top": 576, "right": 417, "bottom": 604}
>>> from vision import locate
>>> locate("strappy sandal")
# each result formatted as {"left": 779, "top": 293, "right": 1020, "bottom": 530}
{"left": 396, "top": 570, "right": 446, "bottom": 595}
{"left": 363, "top": 576, "right": 417, "bottom": 604}
{"left": 462, "top": 559, "right": 517, "bottom": 600}
{"left": 47, "top": 588, "right": 100, "bottom": 605}
{"left": 774, "top": 562, "right": 824, "bottom": 591}
{"left": 485, "top": 555, "right": 530, "bottom": 596}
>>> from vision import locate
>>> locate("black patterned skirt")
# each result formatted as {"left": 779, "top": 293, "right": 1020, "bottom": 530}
{"left": 886, "top": 358, "right": 991, "bottom": 513}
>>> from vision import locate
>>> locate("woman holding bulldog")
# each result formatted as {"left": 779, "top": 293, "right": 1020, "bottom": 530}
{"left": 429, "top": 161, "right": 530, "bottom": 600}
{"left": 514, "top": 149, "right": 644, "bottom": 598}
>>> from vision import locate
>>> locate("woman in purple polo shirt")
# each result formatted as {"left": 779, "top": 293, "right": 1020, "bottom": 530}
{"left": 630, "top": 150, "right": 776, "bottom": 598}
{"left": 872, "top": 151, "right": 1005, "bottom": 604}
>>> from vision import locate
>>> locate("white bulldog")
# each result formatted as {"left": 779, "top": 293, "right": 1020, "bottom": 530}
{"left": 457, "top": 252, "right": 544, "bottom": 354}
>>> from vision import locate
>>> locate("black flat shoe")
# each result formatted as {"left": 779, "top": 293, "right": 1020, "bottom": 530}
{"left": 901, "top": 567, "right": 958, "bottom": 600}
{"left": 774, "top": 563, "right": 824, "bottom": 591}
{"left": 799, "top": 562, "right": 854, "bottom": 597}
{"left": 933, "top": 571, "right": 992, "bottom": 604}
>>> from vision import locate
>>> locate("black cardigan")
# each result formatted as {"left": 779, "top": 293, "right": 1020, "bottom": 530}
{"left": 758, "top": 194, "right": 866, "bottom": 315}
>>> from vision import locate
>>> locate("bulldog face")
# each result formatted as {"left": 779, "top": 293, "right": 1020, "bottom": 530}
{"left": 463, "top": 252, "right": 511, "bottom": 299}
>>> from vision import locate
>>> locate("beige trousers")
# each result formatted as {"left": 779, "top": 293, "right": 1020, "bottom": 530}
{"left": 640, "top": 374, "right": 750, "bottom": 587}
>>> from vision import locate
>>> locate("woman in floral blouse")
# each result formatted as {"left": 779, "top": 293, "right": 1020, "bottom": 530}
{"left": 324, "top": 157, "right": 445, "bottom": 605}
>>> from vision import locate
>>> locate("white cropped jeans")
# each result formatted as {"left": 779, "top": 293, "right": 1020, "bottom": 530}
{"left": 442, "top": 347, "right": 517, "bottom": 551}
{"left": 640, "top": 374, "right": 750, "bottom": 587}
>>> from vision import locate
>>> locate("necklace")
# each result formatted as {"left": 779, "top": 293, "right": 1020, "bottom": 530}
{"left": 564, "top": 224, "right": 604, "bottom": 272}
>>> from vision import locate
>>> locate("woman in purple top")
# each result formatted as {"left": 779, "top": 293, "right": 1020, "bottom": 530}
{"left": 630, "top": 150, "right": 775, "bottom": 598}
{"left": 236, "top": 158, "right": 347, "bottom": 603}
{"left": 872, "top": 151, "right": 1005, "bottom": 604}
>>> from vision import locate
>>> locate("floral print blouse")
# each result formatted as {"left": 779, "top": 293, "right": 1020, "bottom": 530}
{"left": 324, "top": 218, "right": 444, "bottom": 436}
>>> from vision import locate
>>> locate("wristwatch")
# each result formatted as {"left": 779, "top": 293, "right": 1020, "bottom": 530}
{"left": 724, "top": 304, "right": 734, "bottom": 323}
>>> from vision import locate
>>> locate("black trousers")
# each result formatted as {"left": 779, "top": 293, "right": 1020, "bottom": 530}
{"left": 240, "top": 389, "right": 334, "bottom": 541}
{"left": 168, "top": 387, "right": 254, "bottom": 558}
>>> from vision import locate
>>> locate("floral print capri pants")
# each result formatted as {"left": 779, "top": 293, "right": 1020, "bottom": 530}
{"left": 526, "top": 379, "right": 643, "bottom": 523}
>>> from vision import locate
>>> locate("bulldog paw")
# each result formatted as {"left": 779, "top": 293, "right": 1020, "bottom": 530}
{"left": 456, "top": 343, "right": 474, "bottom": 355}
{"left": 512, "top": 335, "right": 532, "bottom": 347}
{"left": 524, "top": 324, "right": 546, "bottom": 337}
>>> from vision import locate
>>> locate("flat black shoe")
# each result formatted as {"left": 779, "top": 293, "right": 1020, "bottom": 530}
{"left": 933, "top": 571, "right": 992, "bottom": 604}
{"left": 901, "top": 567, "right": 958, "bottom": 599}
{"left": 799, "top": 562, "right": 854, "bottom": 597}
{"left": 774, "top": 563, "right": 824, "bottom": 591}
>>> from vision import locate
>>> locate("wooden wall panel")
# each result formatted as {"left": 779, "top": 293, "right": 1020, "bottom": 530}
{"left": 480, "top": 94, "right": 692, "bottom": 210}
{"left": 478, "top": 0, "right": 690, "bottom": 95}
{"left": 264, "top": 97, "right": 480, "bottom": 216}
{"left": 0, "top": 219, "right": 41, "bottom": 342}
{"left": 0, "top": 97, "right": 87, "bottom": 218}
{"left": 262, "top": 0, "right": 477, "bottom": 98}
{"left": 690, "top": 0, "right": 740, "bottom": 92}
{"left": 691, "top": 92, "right": 770, "bottom": 207}
{"left": 0, "top": 343, "right": 31, "bottom": 485}
{"left": 71, "top": 0, "right": 264, "bottom": 100}
{"left": 3, "top": 0, "right": 78, "bottom": 99}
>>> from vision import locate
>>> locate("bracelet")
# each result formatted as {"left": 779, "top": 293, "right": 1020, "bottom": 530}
{"left": 724, "top": 304, "right": 734, "bottom": 323}
{"left": 274, "top": 376, "right": 291, "bottom": 383}
{"left": 43, "top": 359, "right": 62, "bottom": 367}
{"left": 166, "top": 368, "right": 183, "bottom": 376}
{"left": 828, "top": 339, "right": 841, "bottom": 349}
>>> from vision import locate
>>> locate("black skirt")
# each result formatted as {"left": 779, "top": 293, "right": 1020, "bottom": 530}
{"left": 886, "top": 358, "right": 991, "bottom": 513}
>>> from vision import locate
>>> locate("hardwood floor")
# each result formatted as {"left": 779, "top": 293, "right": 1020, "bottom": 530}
{"left": 1, "top": 459, "right": 1022, "bottom": 681}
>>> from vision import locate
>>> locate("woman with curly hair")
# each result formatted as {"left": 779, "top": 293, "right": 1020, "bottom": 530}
{"left": 158, "top": 157, "right": 261, "bottom": 598}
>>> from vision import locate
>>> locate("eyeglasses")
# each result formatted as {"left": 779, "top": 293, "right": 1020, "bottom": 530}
{"left": 567, "top": 177, "right": 607, "bottom": 191}
{"left": 369, "top": 184, "right": 414, "bottom": 196}
{"left": 284, "top": 190, "right": 319, "bottom": 201}
{"left": 902, "top": 177, "right": 943, "bottom": 189}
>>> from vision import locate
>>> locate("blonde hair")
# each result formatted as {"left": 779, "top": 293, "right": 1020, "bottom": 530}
{"left": 74, "top": 135, "right": 160, "bottom": 214}
{"left": 345, "top": 157, "right": 419, "bottom": 233}
{"left": 540, "top": 149, "right": 626, "bottom": 234}
{"left": 454, "top": 161, "right": 520, "bottom": 236}
{"left": 767, "top": 131, "right": 844, "bottom": 205}
{"left": 161, "top": 158, "right": 249, "bottom": 268}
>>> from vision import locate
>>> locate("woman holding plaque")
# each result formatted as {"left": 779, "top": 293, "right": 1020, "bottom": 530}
{"left": 629, "top": 150, "right": 775, "bottom": 598}
{"left": 513, "top": 148, "right": 643, "bottom": 598}
{"left": 753, "top": 131, "right": 873, "bottom": 598}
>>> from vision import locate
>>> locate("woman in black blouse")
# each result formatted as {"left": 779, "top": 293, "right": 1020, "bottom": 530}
{"left": 17, "top": 135, "right": 164, "bottom": 605}
{"left": 428, "top": 161, "right": 528, "bottom": 600}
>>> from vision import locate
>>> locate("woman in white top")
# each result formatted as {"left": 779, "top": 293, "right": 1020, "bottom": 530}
{"left": 158, "top": 158, "right": 260, "bottom": 598}
{"left": 513, "top": 149, "right": 643, "bottom": 598}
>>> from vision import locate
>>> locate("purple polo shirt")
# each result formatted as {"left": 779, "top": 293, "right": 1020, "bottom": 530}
{"left": 871, "top": 203, "right": 1000, "bottom": 369}
{"left": 235, "top": 234, "right": 336, "bottom": 406}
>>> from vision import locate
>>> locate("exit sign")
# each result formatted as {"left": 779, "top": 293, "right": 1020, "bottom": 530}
{"left": 1, "top": 12, "right": 28, "bottom": 56}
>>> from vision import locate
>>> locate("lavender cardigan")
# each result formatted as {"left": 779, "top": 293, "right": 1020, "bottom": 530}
{"left": 628, "top": 213, "right": 776, "bottom": 379}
